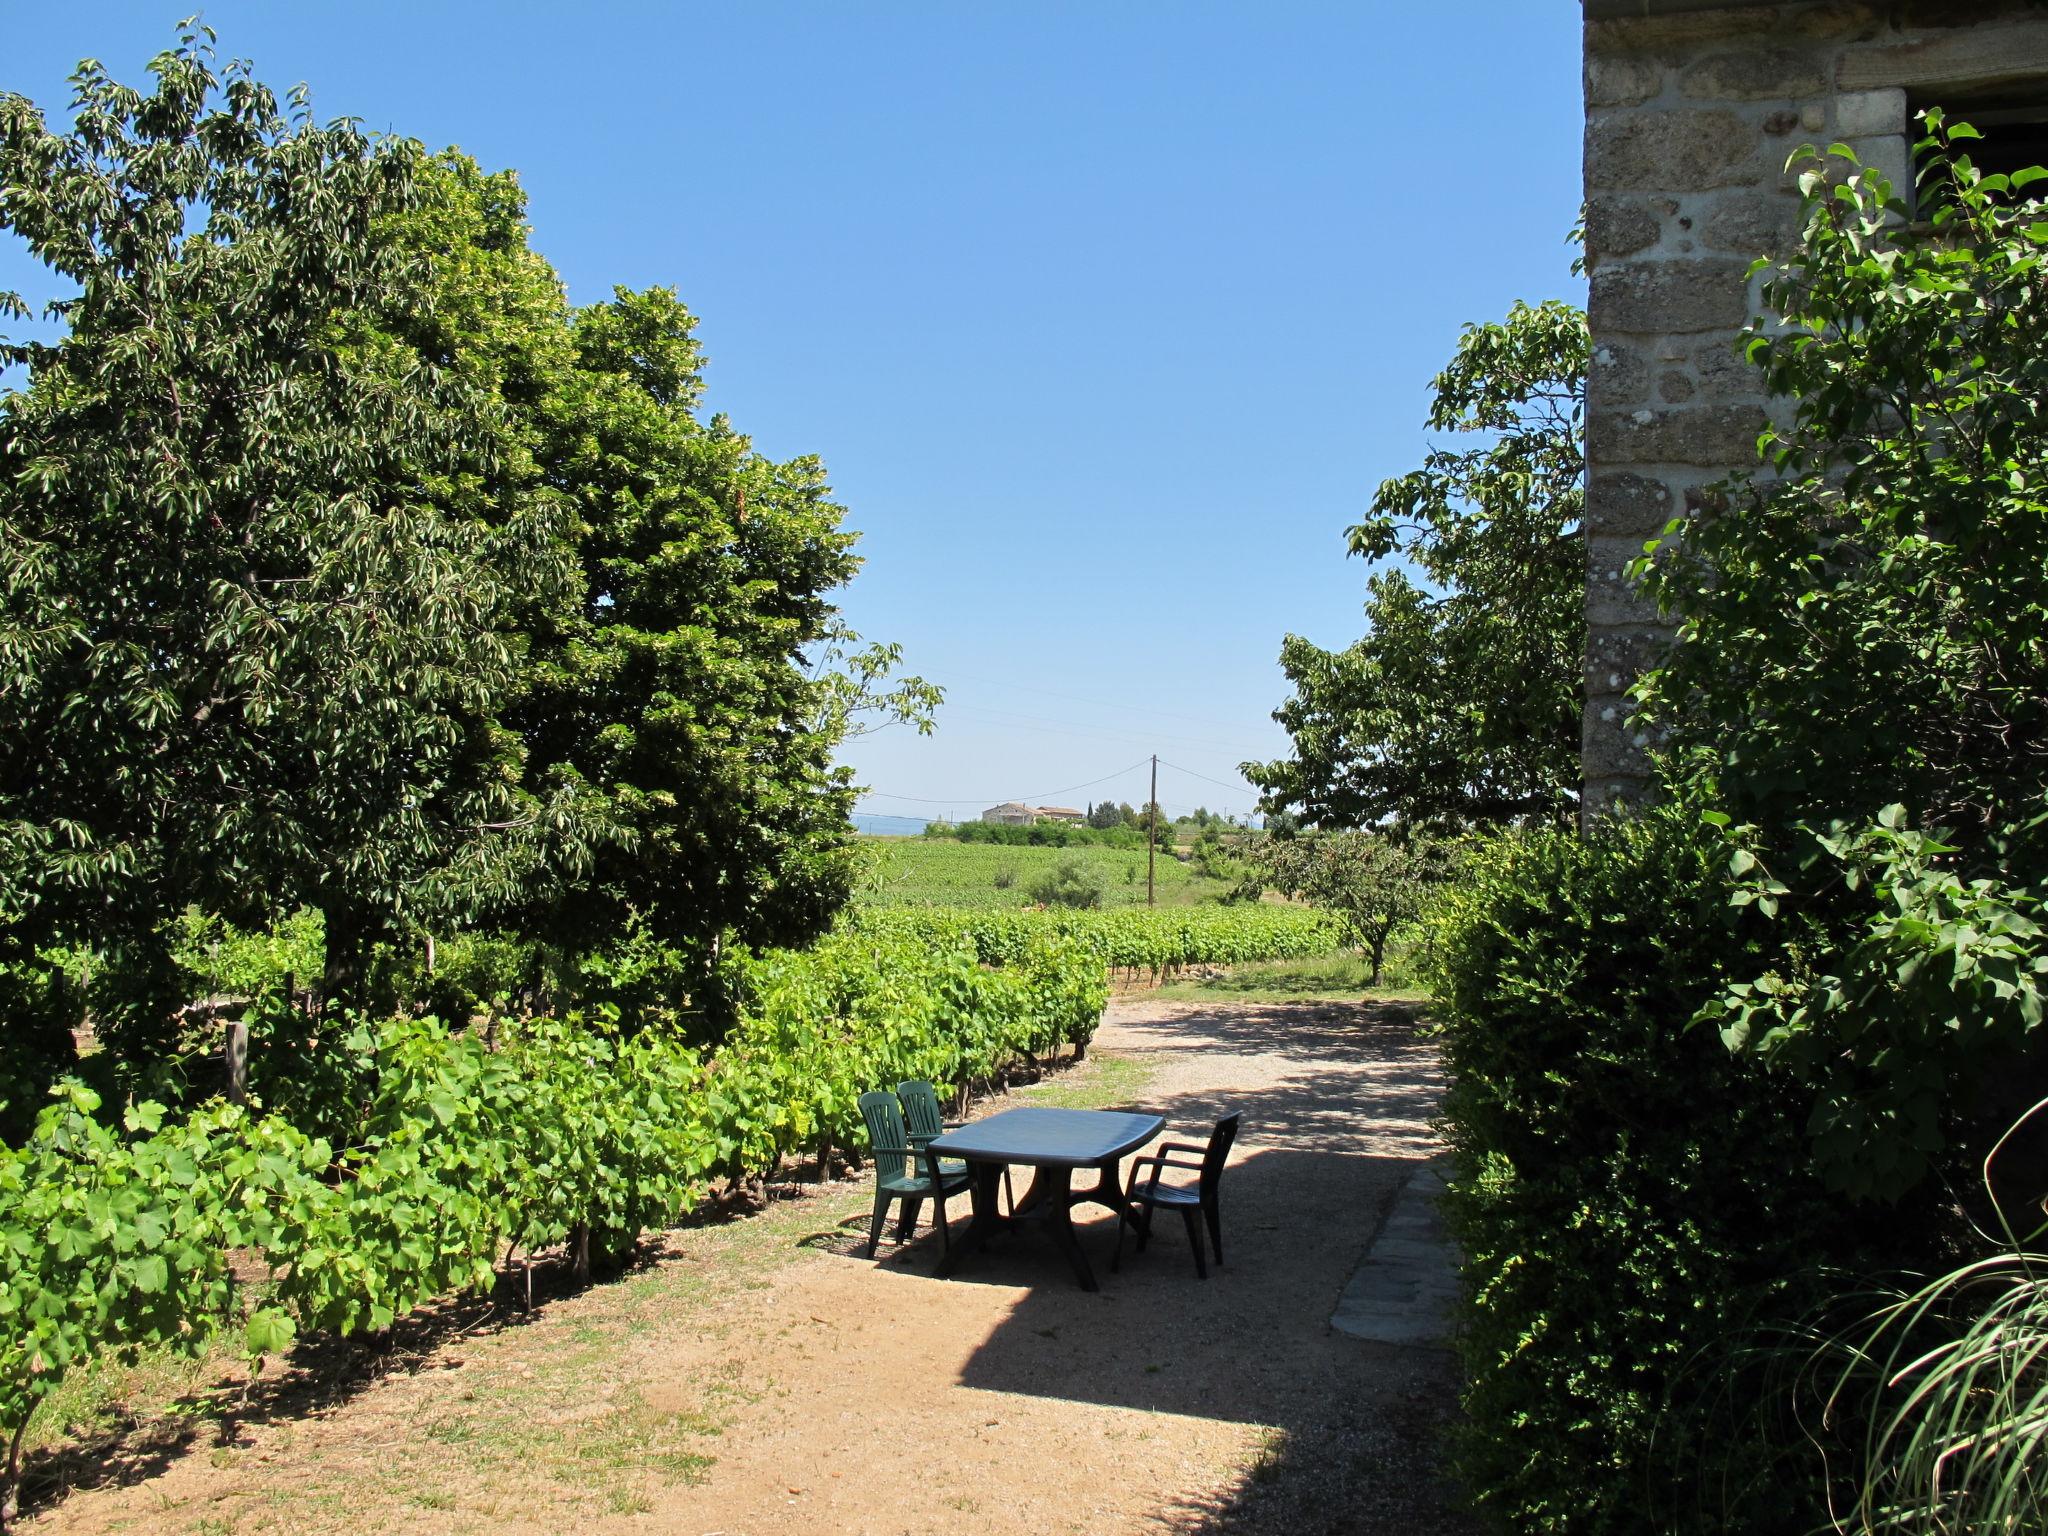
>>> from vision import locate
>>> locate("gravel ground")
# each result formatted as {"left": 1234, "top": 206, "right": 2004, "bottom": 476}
{"left": 625, "top": 994, "right": 1475, "bottom": 1536}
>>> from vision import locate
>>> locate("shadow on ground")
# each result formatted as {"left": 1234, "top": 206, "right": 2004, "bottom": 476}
{"left": 813, "top": 997, "right": 1478, "bottom": 1534}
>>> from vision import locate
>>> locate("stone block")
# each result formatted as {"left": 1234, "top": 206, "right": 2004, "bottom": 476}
{"left": 1585, "top": 196, "right": 1662, "bottom": 260}
{"left": 1586, "top": 544, "right": 1662, "bottom": 628}
{"left": 1587, "top": 109, "right": 1758, "bottom": 191}
{"left": 1680, "top": 47, "right": 1827, "bottom": 102}
{"left": 1839, "top": 20, "right": 2048, "bottom": 92}
{"left": 1835, "top": 86, "right": 1907, "bottom": 139}
{"left": 1701, "top": 190, "right": 1796, "bottom": 257}
{"left": 1589, "top": 341, "right": 1651, "bottom": 407}
{"left": 1691, "top": 334, "right": 1764, "bottom": 402}
{"left": 1586, "top": 471, "right": 1675, "bottom": 537}
{"left": 1585, "top": 624, "right": 1674, "bottom": 695}
{"left": 1582, "top": 775, "right": 1654, "bottom": 827}
{"left": 1848, "top": 134, "right": 1912, "bottom": 198}
{"left": 1589, "top": 258, "right": 1752, "bottom": 333}
{"left": 1590, "top": 11, "right": 1779, "bottom": 52}
{"left": 1586, "top": 52, "right": 1663, "bottom": 108}
{"left": 1783, "top": 1, "right": 1886, "bottom": 42}
{"left": 1658, "top": 369, "right": 1697, "bottom": 403}
{"left": 1581, "top": 696, "right": 1653, "bottom": 778}
{"left": 1589, "top": 402, "right": 1770, "bottom": 467}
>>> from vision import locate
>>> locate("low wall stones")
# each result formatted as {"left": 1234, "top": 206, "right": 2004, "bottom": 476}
{"left": 1579, "top": 0, "right": 2047, "bottom": 818}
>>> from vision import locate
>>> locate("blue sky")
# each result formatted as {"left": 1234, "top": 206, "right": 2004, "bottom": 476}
{"left": 3, "top": 2, "right": 1586, "bottom": 825}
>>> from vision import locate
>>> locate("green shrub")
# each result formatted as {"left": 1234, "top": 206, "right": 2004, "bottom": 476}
{"left": 1027, "top": 857, "right": 1105, "bottom": 910}
{"left": 1425, "top": 800, "right": 1901, "bottom": 1535}
{"left": 0, "top": 915, "right": 1107, "bottom": 1511}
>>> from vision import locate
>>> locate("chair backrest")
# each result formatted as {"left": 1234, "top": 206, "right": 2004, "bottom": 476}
{"left": 858, "top": 1090, "right": 913, "bottom": 1179}
{"left": 896, "top": 1079, "right": 946, "bottom": 1143}
{"left": 1199, "top": 1111, "right": 1242, "bottom": 1197}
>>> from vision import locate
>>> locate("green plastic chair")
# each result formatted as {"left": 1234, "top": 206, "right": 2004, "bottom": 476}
{"left": 897, "top": 1079, "right": 1013, "bottom": 1216}
{"left": 858, "top": 1089, "right": 971, "bottom": 1258}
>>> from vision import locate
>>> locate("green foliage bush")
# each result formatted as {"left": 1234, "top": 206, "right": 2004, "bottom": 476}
{"left": 168, "top": 910, "right": 325, "bottom": 1000}
{"left": 0, "top": 920, "right": 1104, "bottom": 1504}
{"left": 1026, "top": 857, "right": 1106, "bottom": 910}
{"left": 1635, "top": 124, "right": 2048, "bottom": 1206}
{"left": 934, "top": 820, "right": 1148, "bottom": 850}
{"left": 1425, "top": 801, "right": 1900, "bottom": 1535}
{"left": 1426, "top": 124, "right": 2048, "bottom": 1535}
{"left": 861, "top": 903, "right": 1339, "bottom": 975}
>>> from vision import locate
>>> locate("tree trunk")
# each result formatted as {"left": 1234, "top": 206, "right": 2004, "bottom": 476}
{"left": 321, "top": 908, "right": 368, "bottom": 1014}
{"left": 1369, "top": 931, "right": 1388, "bottom": 988}
{"left": 3, "top": 1413, "right": 28, "bottom": 1532}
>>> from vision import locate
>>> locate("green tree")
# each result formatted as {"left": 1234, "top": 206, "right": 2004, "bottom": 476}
{"left": 1026, "top": 857, "right": 1104, "bottom": 910}
{"left": 1638, "top": 121, "right": 2048, "bottom": 1201}
{"left": 1248, "top": 829, "right": 1445, "bottom": 984}
{"left": 1247, "top": 299, "right": 1586, "bottom": 831}
{"left": 0, "top": 30, "right": 573, "bottom": 1052}
{"left": 1085, "top": 800, "right": 1124, "bottom": 831}
{"left": 376, "top": 154, "right": 935, "bottom": 1014}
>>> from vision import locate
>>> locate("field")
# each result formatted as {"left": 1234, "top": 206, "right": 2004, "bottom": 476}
{"left": 857, "top": 835, "right": 1231, "bottom": 909}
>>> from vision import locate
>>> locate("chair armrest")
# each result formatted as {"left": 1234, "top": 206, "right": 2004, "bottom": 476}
{"left": 1124, "top": 1152, "right": 1202, "bottom": 1198}
{"left": 1155, "top": 1141, "right": 1208, "bottom": 1157}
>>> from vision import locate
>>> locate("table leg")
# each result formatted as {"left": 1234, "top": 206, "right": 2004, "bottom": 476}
{"left": 935, "top": 1160, "right": 1006, "bottom": 1278}
{"left": 1069, "top": 1158, "right": 1128, "bottom": 1220}
{"left": 1039, "top": 1166, "right": 1098, "bottom": 1292}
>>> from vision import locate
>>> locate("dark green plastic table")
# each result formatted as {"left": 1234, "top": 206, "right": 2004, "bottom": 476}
{"left": 928, "top": 1106, "right": 1163, "bottom": 1291}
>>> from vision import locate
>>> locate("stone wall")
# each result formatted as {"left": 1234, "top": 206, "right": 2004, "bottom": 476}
{"left": 1580, "top": 0, "right": 2048, "bottom": 816}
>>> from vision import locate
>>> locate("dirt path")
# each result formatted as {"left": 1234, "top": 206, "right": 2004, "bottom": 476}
{"left": 29, "top": 997, "right": 1472, "bottom": 1536}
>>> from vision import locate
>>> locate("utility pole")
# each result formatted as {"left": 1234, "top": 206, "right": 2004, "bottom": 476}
{"left": 1147, "top": 754, "right": 1157, "bottom": 907}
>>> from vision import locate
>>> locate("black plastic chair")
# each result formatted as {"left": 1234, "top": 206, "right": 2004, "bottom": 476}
{"left": 1113, "top": 1111, "right": 1241, "bottom": 1279}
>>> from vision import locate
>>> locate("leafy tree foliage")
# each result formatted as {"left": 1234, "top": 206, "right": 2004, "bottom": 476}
{"left": 1247, "top": 300, "right": 1586, "bottom": 830}
{"left": 0, "top": 30, "right": 575, "bottom": 1048}
{"left": 1247, "top": 830, "right": 1445, "bottom": 983}
{"left": 1085, "top": 800, "right": 1124, "bottom": 830}
{"left": 1025, "top": 857, "right": 1105, "bottom": 910}
{"left": 0, "top": 35, "right": 933, "bottom": 1078}
{"left": 1638, "top": 121, "right": 2048, "bottom": 1201}
{"left": 377, "top": 154, "right": 941, "bottom": 1007}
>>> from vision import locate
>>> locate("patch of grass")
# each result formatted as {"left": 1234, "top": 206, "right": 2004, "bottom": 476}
{"left": 1153, "top": 952, "right": 1426, "bottom": 1005}
{"left": 20, "top": 1331, "right": 241, "bottom": 1460}
{"left": 1011, "top": 1048, "right": 1155, "bottom": 1110}
{"left": 858, "top": 837, "right": 1231, "bottom": 910}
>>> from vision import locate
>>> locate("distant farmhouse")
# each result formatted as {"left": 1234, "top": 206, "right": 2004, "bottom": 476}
{"left": 981, "top": 802, "right": 1086, "bottom": 826}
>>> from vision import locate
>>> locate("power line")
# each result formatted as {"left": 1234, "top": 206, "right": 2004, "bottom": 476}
{"left": 856, "top": 757, "right": 1152, "bottom": 810}
{"left": 1157, "top": 757, "right": 1261, "bottom": 796}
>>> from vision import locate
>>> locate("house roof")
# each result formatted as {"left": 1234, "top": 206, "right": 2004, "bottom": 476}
{"left": 1036, "top": 806, "right": 1083, "bottom": 817}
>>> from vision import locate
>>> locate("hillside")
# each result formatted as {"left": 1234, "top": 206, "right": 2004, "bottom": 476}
{"left": 857, "top": 835, "right": 1232, "bottom": 909}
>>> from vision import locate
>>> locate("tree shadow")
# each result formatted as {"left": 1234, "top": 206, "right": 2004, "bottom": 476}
{"left": 832, "top": 997, "right": 1477, "bottom": 1532}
